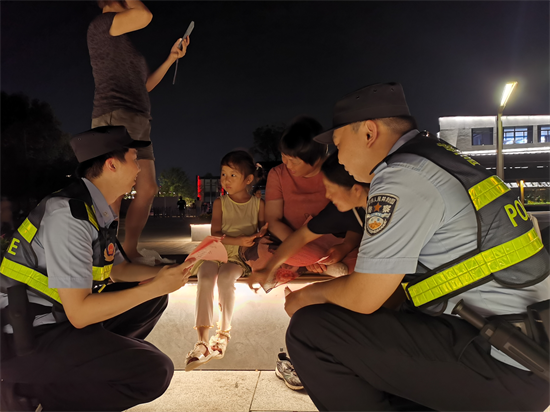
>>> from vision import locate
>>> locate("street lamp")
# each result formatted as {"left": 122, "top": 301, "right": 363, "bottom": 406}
{"left": 496, "top": 81, "right": 518, "bottom": 179}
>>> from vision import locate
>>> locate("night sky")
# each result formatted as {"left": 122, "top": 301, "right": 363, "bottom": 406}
{"left": 2, "top": 1, "right": 549, "bottom": 179}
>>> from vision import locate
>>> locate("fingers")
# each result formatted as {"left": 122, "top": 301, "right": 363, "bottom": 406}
{"left": 306, "top": 263, "right": 325, "bottom": 273}
{"left": 181, "top": 257, "right": 196, "bottom": 269}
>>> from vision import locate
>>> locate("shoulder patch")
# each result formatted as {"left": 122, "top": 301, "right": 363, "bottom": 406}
{"left": 365, "top": 194, "right": 399, "bottom": 236}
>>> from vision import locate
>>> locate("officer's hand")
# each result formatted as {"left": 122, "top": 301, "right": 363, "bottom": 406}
{"left": 151, "top": 258, "right": 195, "bottom": 295}
{"left": 247, "top": 268, "right": 270, "bottom": 292}
{"left": 318, "top": 244, "right": 347, "bottom": 266}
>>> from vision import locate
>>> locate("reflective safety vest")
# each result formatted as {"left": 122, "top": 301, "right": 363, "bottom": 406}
{"left": 0, "top": 180, "right": 119, "bottom": 315}
{"left": 384, "top": 132, "right": 550, "bottom": 309}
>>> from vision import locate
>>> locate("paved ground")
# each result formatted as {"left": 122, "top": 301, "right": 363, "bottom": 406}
{"left": 128, "top": 371, "right": 317, "bottom": 412}
{"left": 121, "top": 213, "right": 550, "bottom": 412}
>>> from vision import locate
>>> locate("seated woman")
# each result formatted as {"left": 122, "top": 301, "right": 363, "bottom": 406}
{"left": 248, "top": 150, "right": 369, "bottom": 291}
{"left": 244, "top": 116, "right": 362, "bottom": 279}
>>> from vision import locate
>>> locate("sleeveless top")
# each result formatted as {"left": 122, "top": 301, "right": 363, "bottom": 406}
{"left": 191, "top": 194, "right": 261, "bottom": 276}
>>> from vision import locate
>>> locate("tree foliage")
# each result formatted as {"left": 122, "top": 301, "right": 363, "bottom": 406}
{"left": 250, "top": 124, "right": 285, "bottom": 162}
{"left": 158, "top": 167, "right": 194, "bottom": 200}
{"left": 1, "top": 92, "right": 77, "bottom": 201}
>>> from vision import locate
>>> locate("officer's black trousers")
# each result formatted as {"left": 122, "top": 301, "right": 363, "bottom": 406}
{"left": 1, "top": 285, "right": 173, "bottom": 411}
{"left": 286, "top": 304, "right": 549, "bottom": 411}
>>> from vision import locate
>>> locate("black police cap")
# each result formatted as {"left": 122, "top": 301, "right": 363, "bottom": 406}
{"left": 314, "top": 82, "right": 411, "bottom": 144}
{"left": 70, "top": 126, "right": 150, "bottom": 163}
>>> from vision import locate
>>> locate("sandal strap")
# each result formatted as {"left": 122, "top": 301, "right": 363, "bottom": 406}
{"left": 216, "top": 330, "right": 231, "bottom": 340}
{"left": 194, "top": 340, "right": 210, "bottom": 350}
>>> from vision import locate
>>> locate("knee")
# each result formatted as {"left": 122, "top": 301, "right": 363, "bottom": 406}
{"left": 286, "top": 305, "right": 333, "bottom": 349}
{"left": 216, "top": 275, "right": 238, "bottom": 292}
{"left": 197, "top": 270, "right": 217, "bottom": 288}
{"left": 137, "top": 181, "right": 158, "bottom": 201}
{"left": 141, "top": 352, "right": 174, "bottom": 403}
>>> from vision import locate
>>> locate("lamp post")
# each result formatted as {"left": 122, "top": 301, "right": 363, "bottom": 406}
{"left": 496, "top": 81, "right": 518, "bottom": 179}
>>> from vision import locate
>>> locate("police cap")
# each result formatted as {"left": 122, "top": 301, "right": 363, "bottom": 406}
{"left": 70, "top": 126, "right": 150, "bottom": 163}
{"left": 314, "top": 82, "right": 410, "bottom": 144}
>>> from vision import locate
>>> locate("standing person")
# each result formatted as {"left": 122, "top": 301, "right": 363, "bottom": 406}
{"left": 87, "top": 0, "right": 190, "bottom": 262}
{"left": 284, "top": 83, "right": 550, "bottom": 411}
{"left": 177, "top": 196, "right": 187, "bottom": 218}
{"left": 184, "top": 151, "right": 266, "bottom": 371}
{"left": 0, "top": 126, "right": 196, "bottom": 411}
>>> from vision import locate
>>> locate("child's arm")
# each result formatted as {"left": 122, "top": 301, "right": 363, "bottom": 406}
{"left": 211, "top": 198, "right": 257, "bottom": 247}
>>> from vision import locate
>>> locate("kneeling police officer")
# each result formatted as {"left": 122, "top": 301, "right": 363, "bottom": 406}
{"left": 284, "top": 83, "right": 550, "bottom": 411}
{"left": 1, "top": 126, "right": 195, "bottom": 411}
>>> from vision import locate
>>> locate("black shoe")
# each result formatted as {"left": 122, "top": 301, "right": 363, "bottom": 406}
{"left": 275, "top": 352, "right": 304, "bottom": 390}
{"left": 0, "top": 381, "right": 41, "bottom": 411}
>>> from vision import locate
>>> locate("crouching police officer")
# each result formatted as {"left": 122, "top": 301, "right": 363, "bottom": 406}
{"left": 0, "top": 126, "right": 195, "bottom": 411}
{"left": 284, "top": 83, "right": 550, "bottom": 411}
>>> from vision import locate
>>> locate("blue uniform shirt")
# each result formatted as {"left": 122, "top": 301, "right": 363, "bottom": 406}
{"left": 356, "top": 130, "right": 550, "bottom": 369}
{"left": 1, "top": 178, "right": 124, "bottom": 331}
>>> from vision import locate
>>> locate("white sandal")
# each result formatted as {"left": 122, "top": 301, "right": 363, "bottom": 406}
{"left": 184, "top": 341, "right": 218, "bottom": 372}
{"left": 209, "top": 330, "right": 231, "bottom": 360}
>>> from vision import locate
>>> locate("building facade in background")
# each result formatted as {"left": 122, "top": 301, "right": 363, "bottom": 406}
{"left": 439, "top": 115, "right": 550, "bottom": 205}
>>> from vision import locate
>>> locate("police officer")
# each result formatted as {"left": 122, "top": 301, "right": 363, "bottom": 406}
{"left": 284, "top": 83, "right": 550, "bottom": 411}
{"left": 0, "top": 126, "right": 195, "bottom": 411}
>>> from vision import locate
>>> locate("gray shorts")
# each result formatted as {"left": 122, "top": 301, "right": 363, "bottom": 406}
{"left": 91, "top": 109, "right": 155, "bottom": 161}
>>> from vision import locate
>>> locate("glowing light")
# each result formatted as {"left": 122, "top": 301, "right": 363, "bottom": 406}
{"left": 190, "top": 224, "right": 211, "bottom": 241}
{"left": 500, "top": 82, "right": 518, "bottom": 108}
{"left": 461, "top": 146, "right": 550, "bottom": 156}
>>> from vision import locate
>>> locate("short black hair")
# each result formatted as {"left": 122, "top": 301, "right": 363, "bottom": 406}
{"left": 221, "top": 150, "right": 256, "bottom": 178}
{"left": 279, "top": 116, "right": 327, "bottom": 166}
{"left": 321, "top": 150, "right": 369, "bottom": 189}
{"left": 76, "top": 148, "right": 128, "bottom": 180}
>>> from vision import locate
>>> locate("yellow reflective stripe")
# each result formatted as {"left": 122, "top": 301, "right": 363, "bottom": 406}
{"left": 0, "top": 258, "right": 61, "bottom": 303}
{"left": 85, "top": 204, "right": 99, "bottom": 231}
{"left": 92, "top": 265, "right": 112, "bottom": 281}
{"left": 468, "top": 176, "right": 510, "bottom": 211}
{"left": 407, "top": 228, "right": 543, "bottom": 307}
{"left": 17, "top": 218, "right": 38, "bottom": 243}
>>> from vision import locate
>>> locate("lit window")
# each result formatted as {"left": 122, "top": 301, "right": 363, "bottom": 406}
{"left": 539, "top": 125, "right": 550, "bottom": 143}
{"left": 472, "top": 128, "right": 493, "bottom": 145}
{"left": 503, "top": 126, "right": 533, "bottom": 144}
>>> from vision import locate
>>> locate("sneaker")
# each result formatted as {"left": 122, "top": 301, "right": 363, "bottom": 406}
{"left": 275, "top": 352, "right": 304, "bottom": 390}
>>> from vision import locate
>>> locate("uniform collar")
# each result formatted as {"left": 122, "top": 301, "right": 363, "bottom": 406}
{"left": 82, "top": 178, "right": 118, "bottom": 228}
{"left": 372, "top": 129, "right": 420, "bottom": 175}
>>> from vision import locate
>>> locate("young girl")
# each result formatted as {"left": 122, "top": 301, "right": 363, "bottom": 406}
{"left": 185, "top": 150, "right": 265, "bottom": 371}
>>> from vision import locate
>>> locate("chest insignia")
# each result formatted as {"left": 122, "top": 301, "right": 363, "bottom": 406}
{"left": 365, "top": 194, "right": 399, "bottom": 236}
{"left": 104, "top": 242, "right": 115, "bottom": 262}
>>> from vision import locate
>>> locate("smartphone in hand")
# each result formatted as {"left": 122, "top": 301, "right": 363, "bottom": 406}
{"left": 178, "top": 21, "right": 195, "bottom": 50}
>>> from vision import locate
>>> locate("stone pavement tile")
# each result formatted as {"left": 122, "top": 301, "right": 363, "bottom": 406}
{"left": 128, "top": 371, "right": 260, "bottom": 412}
{"left": 250, "top": 371, "right": 318, "bottom": 412}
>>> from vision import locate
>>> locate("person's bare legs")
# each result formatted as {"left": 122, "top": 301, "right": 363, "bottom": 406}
{"left": 122, "top": 159, "right": 158, "bottom": 259}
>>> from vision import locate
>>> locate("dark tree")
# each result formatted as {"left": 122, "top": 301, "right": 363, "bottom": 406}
{"left": 250, "top": 124, "right": 285, "bottom": 162}
{"left": 158, "top": 167, "right": 194, "bottom": 200}
{"left": 1, "top": 92, "right": 77, "bottom": 203}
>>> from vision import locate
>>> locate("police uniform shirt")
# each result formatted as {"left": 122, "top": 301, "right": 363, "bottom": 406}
{"left": 0, "top": 178, "right": 124, "bottom": 331}
{"left": 356, "top": 129, "right": 550, "bottom": 369}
